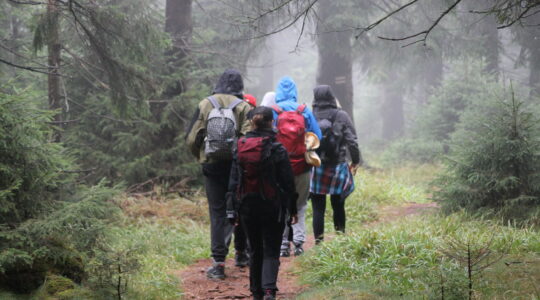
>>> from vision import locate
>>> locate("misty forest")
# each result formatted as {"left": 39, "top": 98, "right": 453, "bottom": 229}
{"left": 1, "top": 0, "right": 540, "bottom": 299}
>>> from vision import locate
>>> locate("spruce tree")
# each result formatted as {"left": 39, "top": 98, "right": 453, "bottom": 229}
{"left": 435, "top": 88, "right": 540, "bottom": 222}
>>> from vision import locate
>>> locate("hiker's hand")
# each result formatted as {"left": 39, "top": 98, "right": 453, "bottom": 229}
{"left": 226, "top": 210, "right": 237, "bottom": 225}
{"left": 290, "top": 214, "right": 298, "bottom": 225}
{"left": 350, "top": 163, "right": 359, "bottom": 175}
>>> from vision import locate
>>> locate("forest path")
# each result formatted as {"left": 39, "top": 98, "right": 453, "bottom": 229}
{"left": 175, "top": 201, "right": 438, "bottom": 300}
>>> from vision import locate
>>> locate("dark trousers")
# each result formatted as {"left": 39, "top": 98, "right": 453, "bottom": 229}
{"left": 241, "top": 205, "right": 285, "bottom": 294}
{"left": 311, "top": 194, "right": 346, "bottom": 242}
{"left": 234, "top": 220, "right": 248, "bottom": 253}
{"left": 203, "top": 162, "right": 247, "bottom": 262}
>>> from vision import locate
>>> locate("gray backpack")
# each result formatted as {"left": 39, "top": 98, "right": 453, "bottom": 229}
{"left": 204, "top": 96, "right": 243, "bottom": 160}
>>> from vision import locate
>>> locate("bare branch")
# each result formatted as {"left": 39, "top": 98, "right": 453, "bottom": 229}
{"left": 7, "top": 0, "right": 46, "bottom": 5}
{"left": 355, "top": 0, "right": 420, "bottom": 39}
{"left": 377, "top": 0, "right": 463, "bottom": 47}
{"left": 0, "top": 57, "right": 58, "bottom": 75}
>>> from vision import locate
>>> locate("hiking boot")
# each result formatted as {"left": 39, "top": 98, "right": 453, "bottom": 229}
{"left": 206, "top": 262, "right": 225, "bottom": 279}
{"left": 263, "top": 289, "right": 276, "bottom": 300}
{"left": 293, "top": 243, "right": 304, "bottom": 256}
{"left": 279, "top": 248, "right": 290, "bottom": 257}
{"left": 235, "top": 251, "right": 250, "bottom": 267}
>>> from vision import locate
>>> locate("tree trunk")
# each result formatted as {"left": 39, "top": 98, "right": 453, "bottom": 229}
{"left": 47, "top": 0, "right": 62, "bottom": 142}
{"left": 164, "top": 0, "right": 192, "bottom": 97}
{"left": 257, "top": 36, "right": 274, "bottom": 99}
{"left": 381, "top": 74, "right": 404, "bottom": 140}
{"left": 421, "top": 48, "right": 443, "bottom": 104}
{"left": 315, "top": 1, "right": 354, "bottom": 123}
{"left": 480, "top": 14, "right": 499, "bottom": 75}
{"left": 528, "top": 15, "right": 540, "bottom": 97}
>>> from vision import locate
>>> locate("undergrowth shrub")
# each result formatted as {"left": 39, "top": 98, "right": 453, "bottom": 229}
{"left": 298, "top": 213, "right": 540, "bottom": 298}
{"left": 435, "top": 90, "right": 540, "bottom": 222}
{"left": 0, "top": 89, "right": 120, "bottom": 293}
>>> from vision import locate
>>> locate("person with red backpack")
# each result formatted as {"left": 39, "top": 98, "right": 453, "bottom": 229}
{"left": 271, "top": 76, "right": 322, "bottom": 257}
{"left": 186, "top": 69, "right": 252, "bottom": 279}
{"left": 227, "top": 106, "right": 298, "bottom": 300}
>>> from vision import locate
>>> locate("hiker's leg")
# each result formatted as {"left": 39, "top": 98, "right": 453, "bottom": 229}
{"left": 234, "top": 218, "right": 248, "bottom": 253}
{"left": 291, "top": 171, "right": 310, "bottom": 245}
{"left": 204, "top": 164, "right": 233, "bottom": 263}
{"left": 330, "top": 194, "right": 345, "bottom": 233}
{"left": 243, "top": 216, "right": 264, "bottom": 295}
{"left": 261, "top": 218, "right": 285, "bottom": 291}
{"left": 280, "top": 223, "right": 290, "bottom": 252}
{"left": 311, "top": 193, "right": 327, "bottom": 242}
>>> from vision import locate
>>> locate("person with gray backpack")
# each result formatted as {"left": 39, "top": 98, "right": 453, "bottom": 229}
{"left": 186, "top": 69, "right": 252, "bottom": 279}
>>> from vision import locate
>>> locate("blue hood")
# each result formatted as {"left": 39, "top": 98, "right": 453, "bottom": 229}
{"left": 275, "top": 76, "right": 297, "bottom": 104}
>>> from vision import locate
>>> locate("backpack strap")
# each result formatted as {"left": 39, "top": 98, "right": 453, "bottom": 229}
{"left": 271, "top": 105, "right": 283, "bottom": 114}
{"left": 228, "top": 98, "right": 244, "bottom": 110}
{"left": 330, "top": 109, "right": 340, "bottom": 123}
{"left": 207, "top": 96, "right": 221, "bottom": 109}
{"left": 297, "top": 104, "right": 306, "bottom": 113}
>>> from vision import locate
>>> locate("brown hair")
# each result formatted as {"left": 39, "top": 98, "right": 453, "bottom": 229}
{"left": 252, "top": 113, "right": 272, "bottom": 129}
{"left": 250, "top": 106, "right": 274, "bottom": 130}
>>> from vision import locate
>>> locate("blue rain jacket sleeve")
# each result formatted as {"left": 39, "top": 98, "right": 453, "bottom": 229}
{"left": 273, "top": 76, "right": 322, "bottom": 139}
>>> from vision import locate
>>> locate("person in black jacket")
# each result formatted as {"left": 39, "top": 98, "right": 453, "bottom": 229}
{"left": 310, "top": 85, "right": 362, "bottom": 244}
{"left": 227, "top": 106, "right": 298, "bottom": 300}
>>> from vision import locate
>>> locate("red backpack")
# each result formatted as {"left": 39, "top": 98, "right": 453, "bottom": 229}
{"left": 236, "top": 136, "right": 277, "bottom": 201}
{"left": 272, "top": 104, "right": 308, "bottom": 175}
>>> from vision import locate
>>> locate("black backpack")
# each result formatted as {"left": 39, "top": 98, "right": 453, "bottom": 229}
{"left": 316, "top": 109, "right": 342, "bottom": 164}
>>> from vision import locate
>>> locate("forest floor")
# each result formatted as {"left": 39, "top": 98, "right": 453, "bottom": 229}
{"left": 175, "top": 201, "right": 438, "bottom": 300}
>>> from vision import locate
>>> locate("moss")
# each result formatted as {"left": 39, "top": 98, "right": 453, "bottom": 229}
{"left": 45, "top": 275, "right": 75, "bottom": 296}
{"left": 56, "top": 287, "right": 95, "bottom": 300}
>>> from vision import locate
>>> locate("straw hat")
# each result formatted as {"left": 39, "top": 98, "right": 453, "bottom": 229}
{"left": 304, "top": 132, "right": 321, "bottom": 166}
{"left": 305, "top": 132, "right": 320, "bottom": 150}
{"left": 305, "top": 150, "right": 321, "bottom": 167}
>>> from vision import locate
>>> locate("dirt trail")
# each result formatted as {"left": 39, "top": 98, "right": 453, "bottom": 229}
{"left": 176, "top": 202, "right": 437, "bottom": 300}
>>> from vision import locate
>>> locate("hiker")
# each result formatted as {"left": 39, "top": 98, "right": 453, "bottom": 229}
{"left": 186, "top": 69, "right": 252, "bottom": 279}
{"left": 310, "top": 85, "right": 362, "bottom": 244}
{"left": 271, "top": 76, "right": 322, "bottom": 257}
{"left": 227, "top": 106, "right": 298, "bottom": 300}
{"left": 244, "top": 94, "right": 257, "bottom": 107}
{"left": 260, "top": 91, "right": 276, "bottom": 107}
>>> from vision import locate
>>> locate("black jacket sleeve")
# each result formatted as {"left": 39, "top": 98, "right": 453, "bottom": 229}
{"left": 338, "top": 110, "right": 363, "bottom": 165}
{"left": 273, "top": 144, "right": 298, "bottom": 215}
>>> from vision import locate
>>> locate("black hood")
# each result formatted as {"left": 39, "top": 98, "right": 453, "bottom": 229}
{"left": 213, "top": 69, "right": 244, "bottom": 98}
{"left": 313, "top": 85, "right": 337, "bottom": 108}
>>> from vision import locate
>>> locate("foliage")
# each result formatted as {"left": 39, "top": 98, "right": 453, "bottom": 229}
{"left": 0, "top": 89, "right": 120, "bottom": 293}
{"left": 64, "top": 88, "right": 205, "bottom": 186}
{"left": 435, "top": 89, "right": 540, "bottom": 222}
{"left": 298, "top": 208, "right": 540, "bottom": 298}
{"left": 414, "top": 58, "right": 502, "bottom": 142}
{"left": 94, "top": 195, "right": 209, "bottom": 300}
{"left": 379, "top": 58, "right": 503, "bottom": 165}
{"left": 299, "top": 164, "right": 539, "bottom": 298}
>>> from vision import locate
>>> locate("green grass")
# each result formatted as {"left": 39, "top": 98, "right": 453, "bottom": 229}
{"left": 297, "top": 164, "right": 540, "bottom": 299}
{"left": 111, "top": 219, "right": 209, "bottom": 300}
{"left": 298, "top": 213, "right": 540, "bottom": 298}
